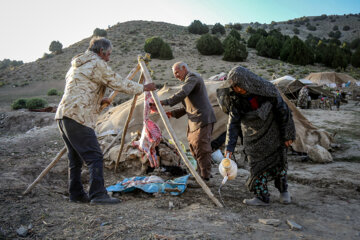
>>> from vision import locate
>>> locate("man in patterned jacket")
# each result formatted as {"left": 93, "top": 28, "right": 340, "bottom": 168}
{"left": 55, "top": 37, "right": 156, "bottom": 204}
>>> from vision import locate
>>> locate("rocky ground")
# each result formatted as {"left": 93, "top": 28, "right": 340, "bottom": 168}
{"left": 0, "top": 99, "right": 359, "bottom": 239}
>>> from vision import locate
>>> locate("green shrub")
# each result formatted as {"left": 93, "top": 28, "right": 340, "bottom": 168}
{"left": 26, "top": 98, "right": 47, "bottom": 110}
{"left": 49, "top": 41, "right": 63, "bottom": 54}
{"left": 315, "top": 42, "right": 349, "bottom": 69}
{"left": 306, "top": 25, "right": 316, "bottom": 31}
{"left": 351, "top": 47, "right": 360, "bottom": 67}
{"left": 47, "top": 88, "right": 58, "bottom": 96}
{"left": 328, "top": 30, "right": 341, "bottom": 39}
{"left": 313, "top": 14, "right": 327, "bottom": 21}
{"left": 196, "top": 34, "right": 223, "bottom": 55}
{"left": 255, "top": 28, "right": 268, "bottom": 36}
{"left": 229, "top": 29, "right": 241, "bottom": 40}
{"left": 41, "top": 53, "right": 54, "bottom": 60}
{"left": 144, "top": 37, "right": 165, "bottom": 58}
{"left": 247, "top": 33, "right": 262, "bottom": 48}
{"left": 211, "top": 23, "right": 225, "bottom": 35}
{"left": 246, "top": 26, "right": 256, "bottom": 34}
{"left": 333, "top": 25, "right": 339, "bottom": 31}
{"left": 159, "top": 42, "right": 174, "bottom": 60}
{"left": 332, "top": 48, "right": 349, "bottom": 70}
{"left": 343, "top": 25, "right": 350, "bottom": 31}
{"left": 0, "top": 59, "right": 23, "bottom": 71}
{"left": 232, "top": 23, "right": 242, "bottom": 30}
{"left": 188, "top": 20, "right": 209, "bottom": 34}
{"left": 293, "top": 28, "right": 299, "bottom": 34}
{"left": 11, "top": 98, "right": 28, "bottom": 110}
{"left": 280, "top": 36, "right": 314, "bottom": 65}
{"left": 93, "top": 28, "right": 107, "bottom": 37}
{"left": 350, "top": 38, "right": 360, "bottom": 49}
{"left": 222, "top": 35, "right": 248, "bottom": 62}
{"left": 256, "top": 35, "right": 282, "bottom": 59}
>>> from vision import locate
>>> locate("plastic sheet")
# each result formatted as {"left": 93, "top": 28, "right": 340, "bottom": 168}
{"left": 106, "top": 175, "right": 190, "bottom": 196}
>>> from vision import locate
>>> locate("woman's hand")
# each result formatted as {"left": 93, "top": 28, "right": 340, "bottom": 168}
{"left": 284, "top": 140, "right": 293, "bottom": 147}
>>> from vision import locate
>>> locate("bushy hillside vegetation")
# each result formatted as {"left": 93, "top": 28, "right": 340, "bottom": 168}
{"left": 0, "top": 13, "right": 360, "bottom": 96}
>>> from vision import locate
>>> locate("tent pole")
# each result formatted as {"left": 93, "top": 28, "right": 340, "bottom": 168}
{"left": 114, "top": 72, "right": 145, "bottom": 172}
{"left": 138, "top": 56, "right": 223, "bottom": 208}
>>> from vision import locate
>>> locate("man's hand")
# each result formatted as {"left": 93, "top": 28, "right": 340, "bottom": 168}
{"left": 100, "top": 97, "right": 111, "bottom": 106}
{"left": 144, "top": 83, "right": 156, "bottom": 91}
{"left": 224, "top": 151, "right": 232, "bottom": 159}
{"left": 284, "top": 140, "right": 293, "bottom": 147}
{"left": 166, "top": 112, "right": 172, "bottom": 118}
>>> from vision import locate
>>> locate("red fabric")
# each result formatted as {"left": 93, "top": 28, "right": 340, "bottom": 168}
{"left": 248, "top": 96, "right": 259, "bottom": 110}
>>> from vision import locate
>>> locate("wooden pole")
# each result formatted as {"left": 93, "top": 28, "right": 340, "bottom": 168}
{"left": 137, "top": 56, "right": 223, "bottom": 207}
{"left": 23, "top": 63, "right": 141, "bottom": 195}
{"left": 114, "top": 72, "right": 145, "bottom": 172}
{"left": 23, "top": 147, "right": 67, "bottom": 195}
{"left": 100, "top": 64, "right": 141, "bottom": 110}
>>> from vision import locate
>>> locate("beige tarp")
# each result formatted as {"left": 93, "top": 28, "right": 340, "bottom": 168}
{"left": 305, "top": 72, "right": 356, "bottom": 86}
{"left": 96, "top": 80, "right": 334, "bottom": 162}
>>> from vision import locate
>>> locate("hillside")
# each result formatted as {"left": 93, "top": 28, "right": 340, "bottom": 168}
{"left": 1, "top": 15, "right": 360, "bottom": 239}
{"left": 0, "top": 14, "right": 360, "bottom": 109}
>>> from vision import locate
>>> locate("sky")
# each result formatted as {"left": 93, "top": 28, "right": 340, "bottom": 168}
{"left": 1, "top": 0, "right": 359, "bottom": 63}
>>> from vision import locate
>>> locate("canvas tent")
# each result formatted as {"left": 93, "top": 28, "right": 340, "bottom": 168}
{"left": 305, "top": 72, "right": 357, "bottom": 88}
{"left": 95, "top": 80, "right": 334, "bottom": 164}
{"left": 271, "top": 76, "right": 332, "bottom": 100}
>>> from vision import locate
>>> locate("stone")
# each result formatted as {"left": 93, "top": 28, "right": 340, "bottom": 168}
{"left": 258, "top": 218, "right": 281, "bottom": 227}
{"left": 169, "top": 201, "right": 174, "bottom": 210}
{"left": 308, "top": 144, "right": 333, "bottom": 163}
{"left": 286, "top": 220, "right": 303, "bottom": 230}
{"left": 16, "top": 226, "right": 28, "bottom": 237}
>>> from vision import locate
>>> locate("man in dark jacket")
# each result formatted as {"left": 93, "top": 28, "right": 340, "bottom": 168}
{"left": 218, "top": 66, "right": 296, "bottom": 206}
{"left": 160, "top": 62, "right": 216, "bottom": 181}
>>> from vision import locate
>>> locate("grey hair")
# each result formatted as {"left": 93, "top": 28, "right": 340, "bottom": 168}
{"left": 172, "top": 61, "right": 189, "bottom": 71}
{"left": 88, "top": 37, "right": 113, "bottom": 54}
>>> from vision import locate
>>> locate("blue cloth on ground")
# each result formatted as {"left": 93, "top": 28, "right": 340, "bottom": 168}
{"left": 106, "top": 175, "right": 190, "bottom": 196}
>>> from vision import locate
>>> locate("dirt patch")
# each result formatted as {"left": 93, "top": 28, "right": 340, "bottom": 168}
{"left": 1, "top": 101, "right": 360, "bottom": 239}
{"left": 0, "top": 111, "right": 56, "bottom": 136}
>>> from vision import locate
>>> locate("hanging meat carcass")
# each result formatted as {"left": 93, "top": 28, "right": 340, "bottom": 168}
{"left": 132, "top": 87, "right": 162, "bottom": 168}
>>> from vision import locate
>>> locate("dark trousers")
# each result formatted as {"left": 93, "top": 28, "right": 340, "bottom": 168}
{"left": 57, "top": 118, "right": 107, "bottom": 199}
{"left": 211, "top": 131, "right": 226, "bottom": 151}
{"left": 187, "top": 123, "right": 213, "bottom": 179}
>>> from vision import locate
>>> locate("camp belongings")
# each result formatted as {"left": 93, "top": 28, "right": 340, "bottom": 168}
{"left": 106, "top": 175, "right": 190, "bottom": 195}
{"left": 218, "top": 154, "right": 237, "bottom": 185}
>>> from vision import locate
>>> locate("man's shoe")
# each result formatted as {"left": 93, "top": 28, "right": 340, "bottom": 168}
{"left": 90, "top": 194, "right": 121, "bottom": 205}
{"left": 69, "top": 194, "right": 90, "bottom": 203}
{"left": 243, "top": 197, "right": 269, "bottom": 206}
{"left": 279, "top": 191, "right": 291, "bottom": 204}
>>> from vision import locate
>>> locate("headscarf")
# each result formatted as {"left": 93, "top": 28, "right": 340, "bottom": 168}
{"left": 226, "top": 66, "right": 279, "bottom": 97}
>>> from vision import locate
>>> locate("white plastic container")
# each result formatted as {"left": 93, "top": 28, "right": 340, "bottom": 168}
{"left": 218, "top": 154, "right": 238, "bottom": 185}
{"left": 211, "top": 149, "right": 224, "bottom": 163}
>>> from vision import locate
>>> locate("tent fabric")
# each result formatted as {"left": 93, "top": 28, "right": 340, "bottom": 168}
{"left": 271, "top": 77, "right": 332, "bottom": 99}
{"left": 299, "top": 79, "right": 314, "bottom": 85}
{"left": 95, "top": 80, "right": 333, "bottom": 160}
{"left": 271, "top": 78, "right": 305, "bottom": 95}
{"left": 280, "top": 93, "right": 334, "bottom": 153}
{"left": 271, "top": 75, "right": 296, "bottom": 84}
{"left": 305, "top": 72, "right": 357, "bottom": 87}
